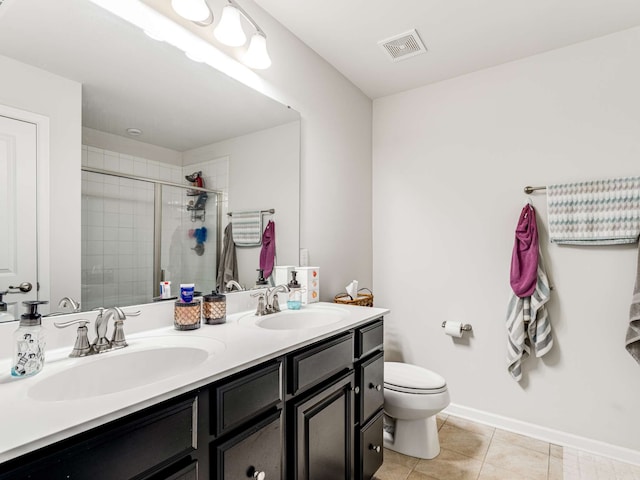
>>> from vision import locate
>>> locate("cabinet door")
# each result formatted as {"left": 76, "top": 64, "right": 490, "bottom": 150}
{"left": 291, "top": 372, "right": 355, "bottom": 480}
{"left": 213, "top": 411, "right": 282, "bottom": 480}
{"left": 358, "top": 411, "right": 384, "bottom": 480}
{"left": 358, "top": 351, "right": 384, "bottom": 425}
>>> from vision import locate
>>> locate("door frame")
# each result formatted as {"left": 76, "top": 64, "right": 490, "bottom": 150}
{"left": 0, "top": 104, "right": 51, "bottom": 307}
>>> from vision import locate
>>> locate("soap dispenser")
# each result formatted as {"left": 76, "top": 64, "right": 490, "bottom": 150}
{"left": 287, "top": 270, "right": 302, "bottom": 310}
{"left": 255, "top": 269, "right": 269, "bottom": 288}
{"left": 11, "top": 300, "right": 48, "bottom": 378}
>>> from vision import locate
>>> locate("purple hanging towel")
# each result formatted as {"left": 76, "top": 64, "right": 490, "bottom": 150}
{"left": 260, "top": 220, "right": 276, "bottom": 279}
{"left": 510, "top": 204, "right": 539, "bottom": 298}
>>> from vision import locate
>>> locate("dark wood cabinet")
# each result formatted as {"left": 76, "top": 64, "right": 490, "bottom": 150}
{"left": 358, "top": 411, "right": 384, "bottom": 480}
{"left": 212, "top": 411, "right": 282, "bottom": 480}
{"left": 290, "top": 372, "right": 355, "bottom": 480}
{"left": 0, "top": 394, "right": 200, "bottom": 480}
{"left": 0, "top": 317, "right": 384, "bottom": 480}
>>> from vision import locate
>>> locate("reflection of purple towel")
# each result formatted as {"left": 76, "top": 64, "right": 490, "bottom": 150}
{"left": 510, "top": 204, "right": 539, "bottom": 297}
{"left": 260, "top": 221, "right": 276, "bottom": 279}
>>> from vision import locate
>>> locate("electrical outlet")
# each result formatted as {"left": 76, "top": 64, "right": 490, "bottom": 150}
{"left": 299, "top": 248, "right": 309, "bottom": 267}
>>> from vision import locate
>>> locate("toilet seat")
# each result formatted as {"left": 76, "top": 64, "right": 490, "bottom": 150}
{"left": 384, "top": 362, "right": 447, "bottom": 395}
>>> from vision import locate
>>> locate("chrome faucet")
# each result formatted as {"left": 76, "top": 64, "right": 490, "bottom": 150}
{"left": 225, "top": 280, "right": 244, "bottom": 292}
{"left": 93, "top": 307, "right": 125, "bottom": 353}
{"left": 54, "top": 306, "right": 140, "bottom": 357}
{"left": 266, "top": 285, "right": 290, "bottom": 314}
{"left": 58, "top": 296, "right": 81, "bottom": 313}
{"left": 44, "top": 296, "right": 82, "bottom": 317}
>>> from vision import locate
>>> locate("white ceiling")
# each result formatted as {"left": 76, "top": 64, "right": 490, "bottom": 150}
{"left": 253, "top": 0, "right": 640, "bottom": 99}
{"left": 0, "top": 0, "right": 298, "bottom": 151}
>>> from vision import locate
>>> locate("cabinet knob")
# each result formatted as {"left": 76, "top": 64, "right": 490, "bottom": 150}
{"left": 369, "top": 444, "right": 381, "bottom": 453}
{"left": 253, "top": 471, "right": 266, "bottom": 480}
{"left": 369, "top": 383, "right": 382, "bottom": 391}
{"left": 353, "top": 386, "right": 360, "bottom": 394}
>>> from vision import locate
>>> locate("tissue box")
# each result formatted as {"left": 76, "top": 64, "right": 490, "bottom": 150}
{"left": 274, "top": 265, "right": 296, "bottom": 286}
{"left": 296, "top": 267, "right": 319, "bottom": 304}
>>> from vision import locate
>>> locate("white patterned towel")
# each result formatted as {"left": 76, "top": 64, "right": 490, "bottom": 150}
{"left": 506, "top": 253, "right": 553, "bottom": 382}
{"left": 547, "top": 176, "right": 640, "bottom": 245}
{"left": 626, "top": 242, "right": 640, "bottom": 365}
{"left": 231, "top": 211, "right": 262, "bottom": 246}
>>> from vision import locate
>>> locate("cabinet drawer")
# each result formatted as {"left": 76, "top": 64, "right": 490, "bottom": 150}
{"left": 213, "top": 411, "right": 282, "bottom": 480}
{"left": 355, "top": 320, "right": 383, "bottom": 359}
{"left": 289, "top": 331, "right": 354, "bottom": 395}
{"left": 359, "top": 410, "right": 384, "bottom": 480}
{"left": 358, "top": 351, "right": 384, "bottom": 425}
{"left": 0, "top": 396, "right": 198, "bottom": 480}
{"left": 213, "top": 360, "right": 282, "bottom": 436}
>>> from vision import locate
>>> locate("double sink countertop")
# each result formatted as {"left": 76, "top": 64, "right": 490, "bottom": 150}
{"left": 0, "top": 301, "right": 388, "bottom": 464}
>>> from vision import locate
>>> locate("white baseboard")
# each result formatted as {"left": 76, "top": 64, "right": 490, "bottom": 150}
{"left": 444, "top": 403, "right": 640, "bottom": 467}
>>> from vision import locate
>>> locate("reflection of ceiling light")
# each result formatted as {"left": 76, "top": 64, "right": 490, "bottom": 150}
{"left": 243, "top": 33, "right": 271, "bottom": 70}
{"left": 88, "top": 0, "right": 263, "bottom": 90}
{"left": 126, "top": 128, "right": 143, "bottom": 136}
{"left": 214, "top": 5, "right": 246, "bottom": 46}
{"left": 213, "top": 0, "right": 272, "bottom": 69}
{"left": 171, "top": 0, "right": 213, "bottom": 25}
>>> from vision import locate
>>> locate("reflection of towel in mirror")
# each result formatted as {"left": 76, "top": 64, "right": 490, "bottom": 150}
{"left": 506, "top": 254, "right": 553, "bottom": 382}
{"left": 217, "top": 223, "right": 238, "bottom": 292}
{"left": 625, "top": 241, "right": 640, "bottom": 365}
{"left": 231, "top": 210, "right": 262, "bottom": 246}
{"left": 260, "top": 220, "right": 276, "bottom": 279}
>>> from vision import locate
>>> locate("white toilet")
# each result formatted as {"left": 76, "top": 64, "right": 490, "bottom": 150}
{"left": 383, "top": 362, "right": 450, "bottom": 459}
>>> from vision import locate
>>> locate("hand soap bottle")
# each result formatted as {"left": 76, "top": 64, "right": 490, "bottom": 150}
{"left": 11, "top": 300, "right": 48, "bottom": 378}
{"left": 287, "top": 270, "right": 302, "bottom": 310}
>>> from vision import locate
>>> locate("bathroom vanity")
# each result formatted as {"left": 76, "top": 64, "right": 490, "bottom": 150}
{"left": 0, "top": 303, "right": 386, "bottom": 480}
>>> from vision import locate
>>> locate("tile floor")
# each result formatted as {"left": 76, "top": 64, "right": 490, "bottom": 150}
{"left": 373, "top": 414, "right": 640, "bottom": 480}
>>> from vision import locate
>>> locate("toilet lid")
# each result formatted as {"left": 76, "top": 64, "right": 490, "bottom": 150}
{"left": 384, "top": 362, "right": 447, "bottom": 394}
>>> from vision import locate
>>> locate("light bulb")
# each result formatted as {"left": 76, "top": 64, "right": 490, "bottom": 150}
{"left": 214, "top": 5, "right": 247, "bottom": 47}
{"left": 243, "top": 33, "right": 271, "bottom": 69}
{"left": 171, "top": 0, "right": 211, "bottom": 23}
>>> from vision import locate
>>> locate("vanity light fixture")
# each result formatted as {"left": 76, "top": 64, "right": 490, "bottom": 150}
{"left": 213, "top": 0, "right": 271, "bottom": 69}
{"left": 89, "top": 0, "right": 263, "bottom": 91}
{"left": 170, "top": 0, "right": 213, "bottom": 25}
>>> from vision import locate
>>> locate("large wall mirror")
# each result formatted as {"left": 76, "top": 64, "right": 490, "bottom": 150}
{"left": 0, "top": 0, "right": 300, "bottom": 319}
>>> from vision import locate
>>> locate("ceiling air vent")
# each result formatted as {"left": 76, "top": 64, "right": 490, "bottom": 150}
{"left": 378, "top": 29, "right": 427, "bottom": 62}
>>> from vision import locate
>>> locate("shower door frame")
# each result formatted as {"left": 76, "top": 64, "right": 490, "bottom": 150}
{"left": 82, "top": 166, "right": 223, "bottom": 298}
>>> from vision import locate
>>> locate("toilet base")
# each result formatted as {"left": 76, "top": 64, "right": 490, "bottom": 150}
{"left": 383, "top": 415, "right": 441, "bottom": 460}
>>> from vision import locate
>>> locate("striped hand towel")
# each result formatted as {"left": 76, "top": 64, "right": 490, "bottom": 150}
{"left": 231, "top": 211, "right": 262, "bottom": 247}
{"left": 547, "top": 176, "right": 640, "bottom": 245}
{"left": 506, "top": 254, "right": 553, "bottom": 382}
{"left": 625, "top": 242, "right": 640, "bottom": 365}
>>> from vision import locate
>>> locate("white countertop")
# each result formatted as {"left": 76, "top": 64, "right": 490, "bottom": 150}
{"left": 0, "top": 302, "right": 388, "bottom": 464}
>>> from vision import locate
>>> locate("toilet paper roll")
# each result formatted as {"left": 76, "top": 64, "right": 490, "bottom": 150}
{"left": 444, "top": 321, "right": 463, "bottom": 338}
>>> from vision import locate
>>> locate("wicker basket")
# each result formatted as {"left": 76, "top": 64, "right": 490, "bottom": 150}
{"left": 333, "top": 288, "right": 374, "bottom": 307}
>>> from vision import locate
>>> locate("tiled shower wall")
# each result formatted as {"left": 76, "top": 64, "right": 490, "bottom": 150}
{"left": 81, "top": 145, "right": 228, "bottom": 310}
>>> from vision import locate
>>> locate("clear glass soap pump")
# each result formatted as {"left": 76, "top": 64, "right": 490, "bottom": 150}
{"left": 11, "top": 300, "right": 48, "bottom": 378}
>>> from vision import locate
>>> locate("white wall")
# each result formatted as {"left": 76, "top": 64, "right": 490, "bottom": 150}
{"left": 241, "top": 1, "right": 373, "bottom": 300}
{"left": 0, "top": 55, "right": 82, "bottom": 309}
{"left": 183, "top": 121, "right": 300, "bottom": 288}
{"left": 373, "top": 27, "right": 640, "bottom": 454}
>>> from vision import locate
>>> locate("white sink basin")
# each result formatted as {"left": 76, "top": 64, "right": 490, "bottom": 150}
{"left": 28, "top": 336, "right": 225, "bottom": 402}
{"left": 239, "top": 305, "right": 350, "bottom": 331}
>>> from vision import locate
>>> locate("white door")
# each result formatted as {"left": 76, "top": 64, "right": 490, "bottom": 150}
{"left": 0, "top": 115, "right": 38, "bottom": 321}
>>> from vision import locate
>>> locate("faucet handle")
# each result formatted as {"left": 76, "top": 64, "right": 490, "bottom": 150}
{"left": 271, "top": 293, "right": 282, "bottom": 313}
{"left": 54, "top": 319, "right": 92, "bottom": 357}
{"left": 251, "top": 292, "right": 267, "bottom": 316}
{"left": 110, "top": 318, "right": 128, "bottom": 349}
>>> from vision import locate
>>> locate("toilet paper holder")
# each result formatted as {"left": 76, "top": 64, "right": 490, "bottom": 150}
{"left": 441, "top": 321, "right": 472, "bottom": 332}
